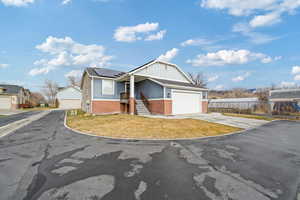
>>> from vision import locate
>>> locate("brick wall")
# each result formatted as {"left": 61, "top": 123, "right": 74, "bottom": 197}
{"left": 92, "top": 101, "right": 121, "bottom": 114}
{"left": 148, "top": 100, "right": 172, "bottom": 115}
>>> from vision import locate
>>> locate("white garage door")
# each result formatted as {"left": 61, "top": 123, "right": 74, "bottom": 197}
{"left": 0, "top": 96, "right": 11, "bottom": 109}
{"left": 58, "top": 99, "right": 81, "bottom": 110}
{"left": 172, "top": 91, "right": 201, "bottom": 115}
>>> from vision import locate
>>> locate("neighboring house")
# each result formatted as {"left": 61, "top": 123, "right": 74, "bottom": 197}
{"left": 81, "top": 60, "right": 208, "bottom": 115}
{"left": 56, "top": 86, "right": 82, "bottom": 110}
{"left": 269, "top": 89, "right": 300, "bottom": 112}
{"left": 209, "top": 98, "right": 259, "bottom": 110}
{"left": 0, "top": 84, "right": 30, "bottom": 110}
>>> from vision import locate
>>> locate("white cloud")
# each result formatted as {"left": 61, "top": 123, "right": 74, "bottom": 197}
{"left": 207, "top": 75, "right": 219, "bottom": 82}
{"left": 280, "top": 81, "right": 297, "bottom": 88}
{"left": 292, "top": 66, "right": 300, "bottom": 74}
{"left": 65, "top": 70, "right": 82, "bottom": 78}
{"left": 187, "top": 49, "right": 275, "bottom": 67}
{"left": 0, "top": 64, "right": 9, "bottom": 68}
{"left": 232, "top": 72, "right": 251, "bottom": 82}
{"left": 29, "top": 36, "right": 113, "bottom": 76}
{"left": 201, "top": 0, "right": 277, "bottom": 16}
{"left": 157, "top": 48, "right": 179, "bottom": 62}
{"left": 62, "top": 0, "right": 72, "bottom": 5}
{"left": 294, "top": 74, "right": 300, "bottom": 81}
{"left": 181, "top": 38, "right": 215, "bottom": 47}
{"left": 215, "top": 84, "right": 225, "bottom": 90}
{"left": 249, "top": 12, "right": 282, "bottom": 27}
{"left": 114, "top": 22, "right": 166, "bottom": 42}
{"left": 202, "top": 0, "right": 300, "bottom": 28}
{"left": 261, "top": 56, "right": 273, "bottom": 63}
{"left": 233, "top": 23, "right": 279, "bottom": 44}
{"left": 145, "top": 30, "right": 166, "bottom": 41}
{"left": 1, "top": 0, "right": 34, "bottom": 7}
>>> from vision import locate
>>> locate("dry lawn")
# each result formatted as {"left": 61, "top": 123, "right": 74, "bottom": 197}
{"left": 67, "top": 113, "right": 241, "bottom": 139}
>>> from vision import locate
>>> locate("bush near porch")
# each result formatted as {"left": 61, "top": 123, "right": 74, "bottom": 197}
{"left": 66, "top": 110, "right": 241, "bottom": 139}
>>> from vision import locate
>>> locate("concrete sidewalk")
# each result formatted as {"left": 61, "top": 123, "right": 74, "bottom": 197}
{"left": 144, "top": 113, "right": 269, "bottom": 129}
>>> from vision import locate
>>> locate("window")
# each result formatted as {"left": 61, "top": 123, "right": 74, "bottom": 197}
{"left": 102, "top": 79, "right": 114, "bottom": 95}
{"left": 202, "top": 92, "right": 208, "bottom": 99}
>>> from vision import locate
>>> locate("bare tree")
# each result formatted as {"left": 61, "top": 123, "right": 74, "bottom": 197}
{"left": 188, "top": 72, "right": 207, "bottom": 88}
{"left": 42, "top": 80, "right": 58, "bottom": 107}
{"left": 67, "top": 76, "right": 81, "bottom": 87}
{"left": 29, "top": 92, "right": 46, "bottom": 107}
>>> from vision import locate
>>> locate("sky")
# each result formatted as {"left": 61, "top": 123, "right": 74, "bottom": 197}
{"left": 0, "top": 0, "right": 300, "bottom": 92}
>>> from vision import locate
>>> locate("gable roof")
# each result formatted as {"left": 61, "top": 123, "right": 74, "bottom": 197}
{"left": 270, "top": 89, "right": 300, "bottom": 99}
{"left": 126, "top": 60, "right": 194, "bottom": 84}
{"left": 86, "top": 67, "right": 125, "bottom": 78}
{"left": 83, "top": 60, "right": 194, "bottom": 85}
{"left": 0, "top": 84, "right": 23, "bottom": 95}
{"left": 150, "top": 78, "right": 207, "bottom": 90}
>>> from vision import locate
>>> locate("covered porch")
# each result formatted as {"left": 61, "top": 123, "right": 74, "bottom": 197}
{"left": 118, "top": 75, "right": 152, "bottom": 115}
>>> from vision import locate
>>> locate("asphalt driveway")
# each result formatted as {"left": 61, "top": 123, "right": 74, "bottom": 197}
{"left": 0, "top": 111, "right": 299, "bottom": 200}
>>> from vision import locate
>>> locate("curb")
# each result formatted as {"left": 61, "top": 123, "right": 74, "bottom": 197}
{"left": 63, "top": 112, "right": 265, "bottom": 142}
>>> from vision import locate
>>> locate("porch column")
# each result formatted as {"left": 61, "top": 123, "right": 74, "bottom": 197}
{"left": 129, "top": 75, "right": 135, "bottom": 115}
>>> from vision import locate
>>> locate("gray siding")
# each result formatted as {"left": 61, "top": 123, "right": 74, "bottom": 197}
{"left": 165, "top": 87, "right": 172, "bottom": 98}
{"left": 93, "top": 78, "right": 125, "bottom": 99}
{"left": 135, "top": 80, "right": 163, "bottom": 99}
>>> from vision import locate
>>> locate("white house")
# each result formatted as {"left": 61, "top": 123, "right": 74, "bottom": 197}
{"left": 56, "top": 86, "right": 82, "bottom": 110}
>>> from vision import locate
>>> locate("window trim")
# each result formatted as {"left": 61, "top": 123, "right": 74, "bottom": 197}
{"left": 102, "top": 79, "right": 115, "bottom": 96}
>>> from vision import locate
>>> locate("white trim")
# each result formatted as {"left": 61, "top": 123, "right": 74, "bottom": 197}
{"left": 165, "top": 84, "right": 207, "bottom": 91}
{"left": 135, "top": 74, "right": 189, "bottom": 83}
{"left": 130, "top": 75, "right": 135, "bottom": 98}
{"left": 91, "top": 77, "right": 94, "bottom": 113}
{"left": 136, "top": 98, "right": 171, "bottom": 101}
{"left": 172, "top": 89, "right": 203, "bottom": 94}
{"left": 148, "top": 78, "right": 207, "bottom": 91}
{"left": 92, "top": 76, "right": 116, "bottom": 80}
{"left": 163, "top": 86, "right": 166, "bottom": 99}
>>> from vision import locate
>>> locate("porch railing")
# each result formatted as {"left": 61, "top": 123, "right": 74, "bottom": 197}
{"left": 140, "top": 92, "right": 150, "bottom": 108}
{"left": 120, "top": 92, "right": 129, "bottom": 103}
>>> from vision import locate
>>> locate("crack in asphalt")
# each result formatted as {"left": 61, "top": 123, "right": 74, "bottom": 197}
{"left": 1, "top": 111, "right": 300, "bottom": 200}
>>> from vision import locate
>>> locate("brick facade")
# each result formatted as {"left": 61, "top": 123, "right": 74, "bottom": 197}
{"left": 201, "top": 101, "right": 208, "bottom": 113}
{"left": 148, "top": 99, "right": 172, "bottom": 115}
{"left": 92, "top": 101, "right": 121, "bottom": 114}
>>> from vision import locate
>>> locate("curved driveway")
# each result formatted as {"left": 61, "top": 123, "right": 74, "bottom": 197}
{"left": 0, "top": 111, "right": 299, "bottom": 200}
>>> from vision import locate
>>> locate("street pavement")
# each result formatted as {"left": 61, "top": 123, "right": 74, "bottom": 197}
{"left": 0, "top": 111, "right": 41, "bottom": 127}
{"left": 0, "top": 110, "right": 299, "bottom": 200}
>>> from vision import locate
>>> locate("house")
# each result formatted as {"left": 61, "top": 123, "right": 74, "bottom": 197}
{"left": 81, "top": 60, "right": 208, "bottom": 115}
{"left": 209, "top": 98, "right": 259, "bottom": 110}
{"left": 269, "top": 89, "right": 300, "bottom": 112}
{"left": 0, "top": 84, "right": 31, "bottom": 110}
{"left": 56, "top": 86, "right": 82, "bottom": 110}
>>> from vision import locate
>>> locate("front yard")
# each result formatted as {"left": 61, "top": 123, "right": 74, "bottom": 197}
{"left": 66, "top": 111, "right": 241, "bottom": 139}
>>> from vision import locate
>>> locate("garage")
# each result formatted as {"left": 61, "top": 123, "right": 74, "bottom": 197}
{"left": 56, "top": 86, "right": 82, "bottom": 110}
{"left": 172, "top": 90, "right": 201, "bottom": 115}
{"left": 0, "top": 96, "right": 12, "bottom": 109}
{"left": 58, "top": 99, "right": 81, "bottom": 110}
